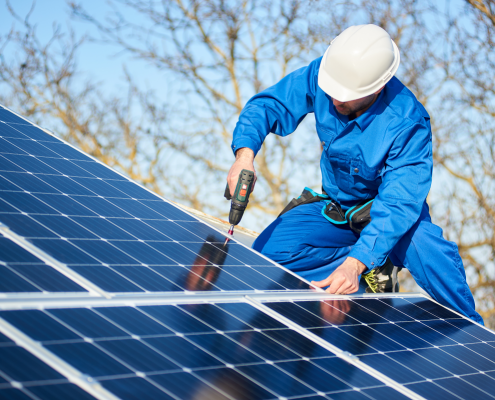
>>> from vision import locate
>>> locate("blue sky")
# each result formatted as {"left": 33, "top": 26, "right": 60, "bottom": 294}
{"left": 1, "top": 0, "right": 169, "bottom": 98}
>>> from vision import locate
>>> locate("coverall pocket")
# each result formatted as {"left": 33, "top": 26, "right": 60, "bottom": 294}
{"left": 349, "top": 160, "right": 382, "bottom": 193}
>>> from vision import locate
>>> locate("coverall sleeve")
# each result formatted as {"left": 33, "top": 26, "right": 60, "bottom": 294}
{"left": 231, "top": 58, "right": 321, "bottom": 155}
{"left": 348, "top": 120, "right": 433, "bottom": 269}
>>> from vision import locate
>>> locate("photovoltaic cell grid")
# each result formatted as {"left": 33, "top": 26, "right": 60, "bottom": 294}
{"left": 0, "top": 330, "right": 96, "bottom": 400}
{"left": 0, "top": 234, "right": 86, "bottom": 293}
{"left": 264, "top": 297, "right": 495, "bottom": 399}
{"left": 1, "top": 106, "right": 495, "bottom": 400}
{"left": 0, "top": 106, "right": 309, "bottom": 294}
{"left": 0, "top": 301, "right": 413, "bottom": 400}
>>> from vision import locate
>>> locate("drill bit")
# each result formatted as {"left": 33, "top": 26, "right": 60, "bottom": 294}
{"left": 223, "top": 224, "right": 235, "bottom": 246}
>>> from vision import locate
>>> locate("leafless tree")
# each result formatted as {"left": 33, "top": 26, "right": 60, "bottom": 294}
{"left": 2, "top": 0, "right": 495, "bottom": 325}
{"left": 427, "top": 0, "right": 495, "bottom": 324}
{"left": 0, "top": 2, "right": 183, "bottom": 201}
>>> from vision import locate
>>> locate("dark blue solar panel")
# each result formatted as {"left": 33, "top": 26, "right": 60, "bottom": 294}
{"left": 0, "top": 302, "right": 406, "bottom": 399}
{"left": 108, "top": 218, "right": 171, "bottom": 240}
{"left": 0, "top": 138, "right": 28, "bottom": 155}
{"left": 0, "top": 106, "right": 310, "bottom": 294}
{"left": 265, "top": 297, "right": 495, "bottom": 399}
{"left": 1, "top": 172, "right": 59, "bottom": 193}
{"left": 28, "top": 239, "right": 99, "bottom": 264}
{"left": 5, "top": 139, "right": 60, "bottom": 158}
{"left": 0, "top": 155, "right": 25, "bottom": 172}
{"left": 7, "top": 264, "right": 86, "bottom": 292}
{"left": 0, "top": 109, "right": 30, "bottom": 124}
{"left": 1, "top": 154, "right": 59, "bottom": 174}
{"left": 147, "top": 372, "right": 231, "bottom": 400}
{"left": 47, "top": 309, "right": 129, "bottom": 339}
{"left": 99, "top": 377, "right": 175, "bottom": 400}
{"left": 68, "top": 217, "right": 133, "bottom": 239}
{"left": 43, "top": 142, "right": 96, "bottom": 161}
{"left": 46, "top": 342, "right": 134, "bottom": 377}
{"left": 26, "top": 383, "right": 98, "bottom": 400}
{"left": 71, "top": 177, "right": 130, "bottom": 198}
{"left": 4, "top": 105, "right": 494, "bottom": 400}
{"left": 0, "top": 336, "right": 96, "bottom": 400}
{"left": 0, "top": 265, "right": 41, "bottom": 292}
{"left": 0, "top": 214, "right": 58, "bottom": 238}
{"left": 112, "top": 265, "right": 184, "bottom": 291}
{"left": 71, "top": 265, "right": 145, "bottom": 292}
{"left": 0, "top": 347, "right": 64, "bottom": 382}
{"left": 0, "top": 237, "right": 41, "bottom": 264}
{"left": 2, "top": 192, "right": 68, "bottom": 214}
{"left": 94, "top": 307, "right": 174, "bottom": 336}
{"left": 1, "top": 121, "right": 31, "bottom": 137}
{"left": 39, "top": 158, "right": 95, "bottom": 177}
{"left": 70, "top": 160, "right": 127, "bottom": 180}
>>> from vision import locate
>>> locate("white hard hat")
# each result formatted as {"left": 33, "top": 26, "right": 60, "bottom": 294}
{"left": 318, "top": 24, "right": 400, "bottom": 102}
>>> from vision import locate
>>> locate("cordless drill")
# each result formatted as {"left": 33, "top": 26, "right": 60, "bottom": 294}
{"left": 224, "top": 169, "right": 255, "bottom": 239}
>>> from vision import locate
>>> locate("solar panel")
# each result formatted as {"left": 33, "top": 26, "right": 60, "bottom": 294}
{"left": 1, "top": 104, "right": 494, "bottom": 400}
{"left": 0, "top": 106, "right": 309, "bottom": 294}
{"left": 0, "top": 233, "right": 87, "bottom": 293}
{"left": 0, "top": 328, "right": 99, "bottom": 399}
{"left": 0, "top": 300, "right": 417, "bottom": 400}
{"left": 262, "top": 297, "right": 495, "bottom": 399}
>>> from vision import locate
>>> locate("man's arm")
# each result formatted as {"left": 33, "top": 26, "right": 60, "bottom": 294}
{"left": 228, "top": 58, "right": 321, "bottom": 193}
{"left": 314, "top": 120, "right": 433, "bottom": 293}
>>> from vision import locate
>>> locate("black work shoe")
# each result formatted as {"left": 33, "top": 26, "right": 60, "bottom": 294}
{"left": 362, "top": 258, "right": 401, "bottom": 293}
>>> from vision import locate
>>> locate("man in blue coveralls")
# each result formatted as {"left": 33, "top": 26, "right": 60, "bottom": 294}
{"left": 227, "top": 24, "right": 483, "bottom": 324}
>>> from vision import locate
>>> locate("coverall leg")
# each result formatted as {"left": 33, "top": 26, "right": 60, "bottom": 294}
{"left": 252, "top": 202, "right": 484, "bottom": 325}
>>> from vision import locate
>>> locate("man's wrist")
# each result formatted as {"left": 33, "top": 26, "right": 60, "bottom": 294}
{"left": 347, "top": 257, "right": 367, "bottom": 274}
{"left": 235, "top": 147, "right": 255, "bottom": 161}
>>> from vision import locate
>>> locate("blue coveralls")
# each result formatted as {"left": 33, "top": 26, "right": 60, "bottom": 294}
{"left": 232, "top": 57, "right": 483, "bottom": 325}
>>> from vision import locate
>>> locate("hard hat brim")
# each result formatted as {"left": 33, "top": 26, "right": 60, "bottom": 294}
{"left": 317, "top": 39, "right": 400, "bottom": 102}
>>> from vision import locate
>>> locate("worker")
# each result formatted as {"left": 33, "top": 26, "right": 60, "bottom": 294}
{"left": 227, "top": 24, "right": 483, "bottom": 325}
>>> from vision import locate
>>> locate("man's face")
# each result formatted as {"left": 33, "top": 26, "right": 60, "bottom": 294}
{"left": 332, "top": 92, "right": 377, "bottom": 116}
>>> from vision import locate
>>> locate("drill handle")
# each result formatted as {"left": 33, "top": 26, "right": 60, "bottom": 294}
{"left": 224, "top": 183, "right": 232, "bottom": 200}
{"left": 224, "top": 169, "right": 255, "bottom": 203}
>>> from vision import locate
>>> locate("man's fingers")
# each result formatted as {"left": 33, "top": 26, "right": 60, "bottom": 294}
{"left": 311, "top": 276, "right": 333, "bottom": 288}
{"left": 327, "top": 276, "right": 348, "bottom": 294}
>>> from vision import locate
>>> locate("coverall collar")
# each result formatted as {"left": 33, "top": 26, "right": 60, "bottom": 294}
{"left": 334, "top": 90, "right": 385, "bottom": 131}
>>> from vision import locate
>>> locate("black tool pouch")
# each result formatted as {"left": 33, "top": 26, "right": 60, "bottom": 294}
{"left": 321, "top": 199, "right": 374, "bottom": 234}
{"left": 321, "top": 201, "right": 347, "bottom": 225}
{"left": 345, "top": 199, "right": 374, "bottom": 234}
{"left": 278, "top": 187, "right": 329, "bottom": 218}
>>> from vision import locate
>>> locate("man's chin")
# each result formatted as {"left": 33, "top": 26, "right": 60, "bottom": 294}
{"left": 335, "top": 107, "right": 351, "bottom": 115}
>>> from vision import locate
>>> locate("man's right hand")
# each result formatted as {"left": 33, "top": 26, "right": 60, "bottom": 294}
{"left": 227, "top": 147, "right": 256, "bottom": 196}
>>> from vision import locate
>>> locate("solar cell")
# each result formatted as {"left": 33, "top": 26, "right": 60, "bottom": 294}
{"left": 0, "top": 235, "right": 86, "bottom": 293}
{"left": 0, "top": 334, "right": 97, "bottom": 400}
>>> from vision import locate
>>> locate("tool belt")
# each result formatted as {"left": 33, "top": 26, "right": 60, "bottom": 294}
{"left": 279, "top": 187, "right": 374, "bottom": 235}
{"left": 278, "top": 187, "right": 330, "bottom": 218}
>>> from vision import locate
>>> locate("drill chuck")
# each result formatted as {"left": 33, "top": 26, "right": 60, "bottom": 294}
{"left": 228, "top": 202, "right": 246, "bottom": 226}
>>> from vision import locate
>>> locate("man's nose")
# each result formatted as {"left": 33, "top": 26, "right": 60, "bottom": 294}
{"left": 333, "top": 99, "right": 345, "bottom": 106}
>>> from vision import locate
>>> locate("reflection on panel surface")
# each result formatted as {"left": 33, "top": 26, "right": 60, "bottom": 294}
{"left": 264, "top": 297, "right": 495, "bottom": 399}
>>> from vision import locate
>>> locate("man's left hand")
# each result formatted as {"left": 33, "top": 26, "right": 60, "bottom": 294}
{"left": 311, "top": 257, "right": 367, "bottom": 294}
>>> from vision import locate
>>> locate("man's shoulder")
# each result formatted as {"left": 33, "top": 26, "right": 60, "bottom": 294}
{"left": 381, "top": 77, "right": 430, "bottom": 128}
